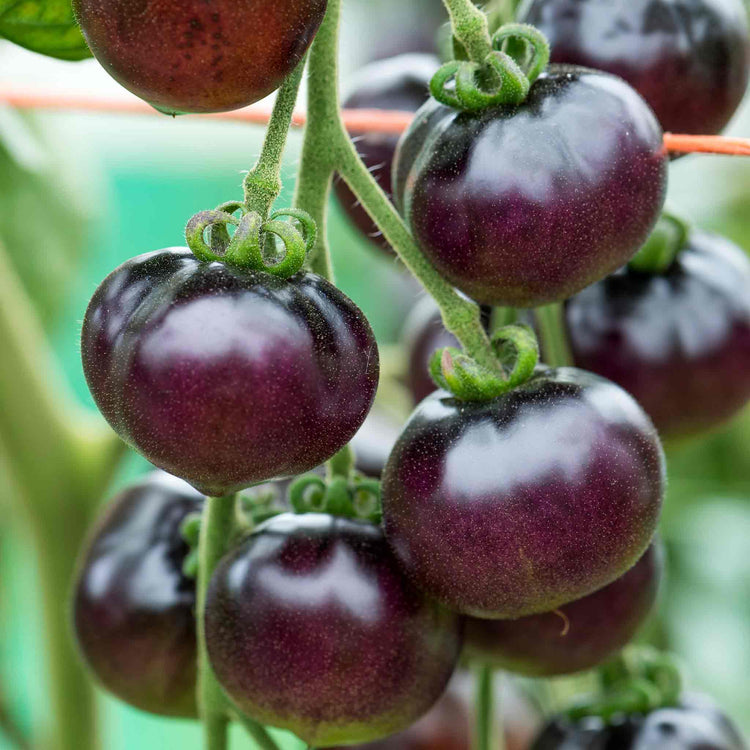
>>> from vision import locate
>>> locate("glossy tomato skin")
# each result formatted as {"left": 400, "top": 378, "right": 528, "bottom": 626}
{"left": 518, "top": 0, "right": 750, "bottom": 137}
{"left": 72, "top": 0, "right": 327, "bottom": 114}
{"left": 393, "top": 67, "right": 667, "bottom": 308}
{"left": 464, "top": 543, "right": 663, "bottom": 676}
{"left": 205, "top": 513, "right": 462, "bottom": 747}
{"left": 81, "top": 249, "right": 379, "bottom": 496}
{"left": 73, "top": 472, "right": 202, "bottom": 717}
{"left": 382, "top": 368, "right": 665, "bottom": 620}
{"left": 334, "top": 54, "right": 439, "bottom": 253}
{"left": 566, "top": 230, "right": 750, "bottom": 439}
{"left": 532, "top": 695, "right": 746, "bottom": 749}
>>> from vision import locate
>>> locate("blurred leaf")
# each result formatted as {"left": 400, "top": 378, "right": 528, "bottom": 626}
{"left": 0, "top": 108, "right": 89, "bottom": 330}
{"left": 0, "top": 0, "right": 90, "bottom": 60}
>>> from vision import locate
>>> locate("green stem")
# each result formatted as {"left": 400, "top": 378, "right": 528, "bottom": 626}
{"left": 196, "top": 496, "right": 282, "bottom": 750}
{"left": 474, "top": 665, "right": 500, "bottom": 750}
{"left": 293, "top": 0, "right": 341, "bottom": 282}
{"left": 535, "top": 303, "right": 573, "bottom": 368}
{"left": 442, "top": 0, "right": 493, "bottom": 62}
{"left": 197, "top": 495, "right": 237, "bottom": 750}
{"left": 244, "top": 57, "right": 306, "bottom": 217}
{"left": 294, "top": 0, "right": 497, "bottom": 371}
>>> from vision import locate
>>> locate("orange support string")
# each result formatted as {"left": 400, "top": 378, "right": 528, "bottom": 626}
{"left": 1, "top": 86, "right": 750, "bottom": 155}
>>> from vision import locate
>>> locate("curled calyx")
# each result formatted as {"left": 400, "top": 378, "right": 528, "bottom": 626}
{"left": 430, "top": 323, "right": 539, "bottom": 402}
{"left": 565, "top": 646, "right": 683, "bottom": 723}
{"left": 185, "top": 202, "right": 317, "bottom": 278}
{"left": 289, "top": 473, "right": 383, "bottom": 524}
{"left": 432, "top": 23, "right": 550, "bottom": 112}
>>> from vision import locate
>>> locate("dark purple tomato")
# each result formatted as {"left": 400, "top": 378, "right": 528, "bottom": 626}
{"left": 334, "top": 54, "right": 439, "bottom": 253}
{"left": 532, "top": 694, "right": 746, "bottom": 749}
{"left": 403, "top": 297, "right": 458, "bottom": 404}
{"left": 393, "top": 67, "right": 668, "bottom": 308}
{"left": 81, "top": 249, "right": 379, "bottom": 496}
{"left": 382, "top": 368, "right": 665, "bottom": 619}
{"left": 72, "top": 0, "right": 327, "bottom": 115}
{"left": 73, "top": 471, "right": 202, "bottom": 717}
{"left": 464, "top": 543, "right": 663, "bottom": 676}
{"left": 518, "top": 0, "right": 750, "bottom": 137}
{"left": 565, "top": 230, "right": 750, "bottom": 439}
{"left": 204, "top": 513, "right": 462, "bottom": 747}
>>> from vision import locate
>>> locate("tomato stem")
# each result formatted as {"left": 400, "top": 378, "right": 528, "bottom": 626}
{"left": 243, "top": 56, "right": 306, "bottom": 218}
{"left": 475, "top": 665, "right": 501, "bottom": 750}
{"left": 442, "top": 0, "right": 494, "bottom": 63}
{"left": 295, "top": 0, "right": 502, "bottom": 375}
{"left": 197, "top": 495, "right": 282, "bottom": 750}
{"left": 535, "top": 304, "right": 574, "bottom": 368}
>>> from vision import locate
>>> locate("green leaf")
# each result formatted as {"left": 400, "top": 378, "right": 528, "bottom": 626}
{"left": 0, "top": 0, "right": 90, "bottom": 60}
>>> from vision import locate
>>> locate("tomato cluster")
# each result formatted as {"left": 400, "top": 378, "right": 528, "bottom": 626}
{"left": 71, "top": 0, "right": 749, "bottom": 748}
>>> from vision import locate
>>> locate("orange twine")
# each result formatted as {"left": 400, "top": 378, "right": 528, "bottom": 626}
{"left": 1, "top": 87, "right": 749, "bottom": 156}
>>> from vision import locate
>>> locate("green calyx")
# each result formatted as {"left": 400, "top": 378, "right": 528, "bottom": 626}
{"left": 630, "top": 213, "right": 690, "bottom": 274}
{"left": 430, "top": 324, "right": 539, "bottom": 402}
{"left": 565, "top": 646, "right": 683, "bottom": 724}
{"left": 289, "top": 473, "right": 382, "bottom": 524}
{"left": 431, "top": 24, "right": 550, "bottom": 113}
{"left": 185, "top": 203, "right": 317, "bottom": 279}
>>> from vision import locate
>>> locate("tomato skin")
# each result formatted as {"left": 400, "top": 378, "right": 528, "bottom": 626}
{"left": 566, "top": 230, "right": 750, "bottom": 438}
{"left": 73, "top": 0, "right": 328, "bottom": 114}
{"left": 81, "top": 249, "right": 379, "bottom": 496}
{"left": 532, "top": 694, "right": 746, "bottom": 749}
{"left": 73, "top": 472, "right": 202, "bottom": 718}
{"left": 204, "top": 513, "right": 462, "bottom": 747}
{"left": 382, "top": 368, "right": 665, "bottom": 619}
{"left": 464, "top": 543, "right": 663, "bottom": 676}
{"left": 519, "top": 0, "right": 750, "bottom": 136}
{"left": 393, "top": 67, "right": 667, "bottom": 308}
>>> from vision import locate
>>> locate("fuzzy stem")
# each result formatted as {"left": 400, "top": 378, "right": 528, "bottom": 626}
{"left": 293, "top": 0, "right": 342, "bottom": 281}
{"left": 197, "top": 495, "right": 237, "bottom": 750}
{"left": 535, "top": 303, "right": 573, "bottom": 368}
{"left": 244, "top": 57, "right": 306, "bottom": 217}
{"left": 442, "top": 0, "right": 493, "bottom": 62}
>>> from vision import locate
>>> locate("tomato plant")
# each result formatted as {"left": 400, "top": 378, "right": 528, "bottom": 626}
{"left": 0, "top": 0, "right": 749, "bottom": 748}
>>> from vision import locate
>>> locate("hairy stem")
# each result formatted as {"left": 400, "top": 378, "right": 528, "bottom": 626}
{"left": 535, "top": 304, "right": 573, "bottom": 368}
{"left": 293, "top": 0, "right": 342, "bottom": 281}
{"left": 244, "top": 57, "right": 306, "bottom": 217}
{"left": 294, "top": 0, "right": 499, "bottom": 372}
{"left": 197, "top": 495, "right": 237, "bottom": 750}
{"left": 442, "top": 0, "right": 493, "bottom": 62}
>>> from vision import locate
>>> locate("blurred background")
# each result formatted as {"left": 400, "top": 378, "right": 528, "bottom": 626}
{"left": 0, "top": 0, "right": 749, "bottom": 747}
